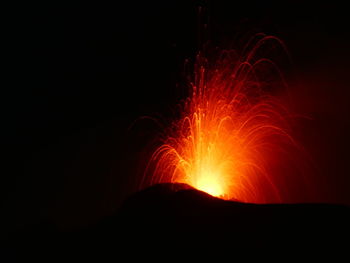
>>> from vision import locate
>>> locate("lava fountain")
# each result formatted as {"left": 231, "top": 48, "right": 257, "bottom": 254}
{"left": 143, "top": 35, "right": 303, "bottom": 203}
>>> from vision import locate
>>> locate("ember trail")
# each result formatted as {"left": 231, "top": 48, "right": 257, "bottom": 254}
{"left": 144, "top": 35, "right": 299, "bottom": 203}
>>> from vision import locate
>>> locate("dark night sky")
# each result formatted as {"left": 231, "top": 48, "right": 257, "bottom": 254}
{"left": 3, "top": 1, "right": 350, "bottom": 233}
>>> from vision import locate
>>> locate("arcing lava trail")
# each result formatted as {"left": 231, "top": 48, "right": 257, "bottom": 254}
{"left": 143, "top": 35, "right": 303, "bottom": 203}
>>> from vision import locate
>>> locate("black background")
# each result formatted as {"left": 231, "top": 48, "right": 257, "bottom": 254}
{"left": 3, "top": 1, "right": 350, "bottom": 234}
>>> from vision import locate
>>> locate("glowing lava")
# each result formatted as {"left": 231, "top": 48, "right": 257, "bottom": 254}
{"left": 144, "top": 35, "right": 300, "bottom": 203}
{"left": 197, "top": 176, "right": 223, "bottom": 197}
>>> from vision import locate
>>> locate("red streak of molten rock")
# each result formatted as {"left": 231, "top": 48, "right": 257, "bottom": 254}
{"left": 144, "top": 36, "right": 300, "bottom": 203}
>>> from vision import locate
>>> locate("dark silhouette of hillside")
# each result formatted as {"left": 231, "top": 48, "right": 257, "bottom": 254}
{"left": 6, "top": 183, "right": 350, "bottom": 259}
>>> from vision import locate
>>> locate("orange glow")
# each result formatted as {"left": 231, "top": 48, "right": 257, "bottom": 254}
{"left": 197, "top": 176, "right": 223, "bottom": 197}
{"left": 144, "top": 35, "right": 299, "bottom": 203}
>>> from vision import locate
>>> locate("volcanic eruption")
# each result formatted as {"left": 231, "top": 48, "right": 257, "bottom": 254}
{"left": 143, "top": 35, "right": 304, "bottom": 203}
